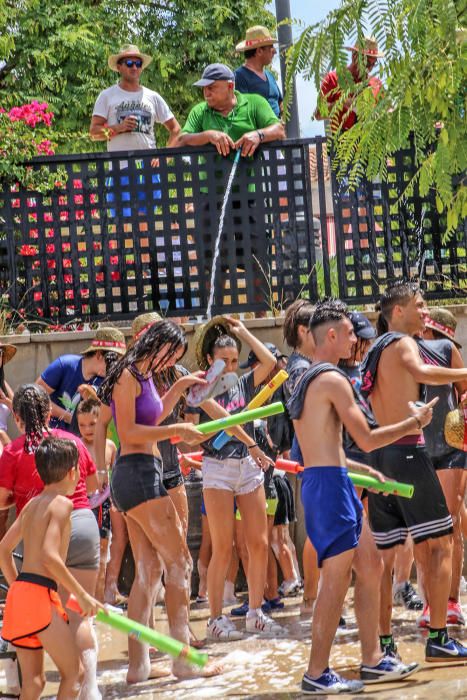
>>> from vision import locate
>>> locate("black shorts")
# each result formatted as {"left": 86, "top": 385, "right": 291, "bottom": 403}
{"left": 274, "top": 475, "right": 296, "bottom": 526}
{"left": 430, "top": 449, "right": 466, "bottom": 470}
{"left": 154, "top": 456, "right": 184, "bottom": 491}
{"left": 111, "top": 454, "right": 168, "bottom": 513}
{"left": 368, "top": 444, "right": 453, "bottom": 549}
{"left": 92, "top": 497, "right": 112, "bottom": 538}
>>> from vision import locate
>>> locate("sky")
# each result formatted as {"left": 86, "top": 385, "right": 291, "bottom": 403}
{"left": 268, "top": 0, "right": 341, "bottom": 136}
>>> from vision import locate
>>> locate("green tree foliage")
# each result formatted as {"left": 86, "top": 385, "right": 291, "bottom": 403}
{"left": 1, "top": 0, "right": 273, "bottom": 152}
{"left": 286, "top": 0, "right": 466, "bottom": 235}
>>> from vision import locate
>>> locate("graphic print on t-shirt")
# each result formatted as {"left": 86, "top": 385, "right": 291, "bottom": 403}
{"left": 115, "top": 99, "right": 152, "bottom": 134}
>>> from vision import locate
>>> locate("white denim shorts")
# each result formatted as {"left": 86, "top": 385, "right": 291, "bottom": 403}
{"left": 202, "top": 454, "right": 264, "bottom": 496}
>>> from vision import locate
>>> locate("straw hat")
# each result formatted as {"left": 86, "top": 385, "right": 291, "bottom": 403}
{"left": 194, "top": 316, "right": 242, "bottom": 371}
{"left": 444, "top": 399, "right": 467, "bottom": 452}
{"left": 345, "top": 36, "right": 384, "bottom": 58}
{"left": 425, "top": 307, "right": 462, "bottom": 349}
{"left": 81, "top": 328, "right": 126, "bottom": 356}
{"left": 0, "top": 343, "right": 17, "bottom": 364}
{"left": 131, "top": 312, "right": 162, "bottom": 340}
{"left": 235, "top": 26, "right": 278, "bottom": 53}
{"left": 108, "top": 44, "right": 152, "bottom": 72}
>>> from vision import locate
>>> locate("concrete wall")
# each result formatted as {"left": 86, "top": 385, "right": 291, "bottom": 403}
{"left": 2, "top": 304, "right": 466, "bottom": 387}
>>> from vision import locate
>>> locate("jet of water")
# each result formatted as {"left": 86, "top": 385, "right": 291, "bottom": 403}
{"left": 205, "top": 149, "right": 241, "bottom": 320}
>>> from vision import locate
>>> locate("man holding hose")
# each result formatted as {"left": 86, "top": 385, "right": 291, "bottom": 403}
{"left": 177, "top": 64, "right": 285, "bottom": 312}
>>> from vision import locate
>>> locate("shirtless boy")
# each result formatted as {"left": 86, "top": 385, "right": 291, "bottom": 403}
{"left": 0, "top": 437, "right": 101, "bottom": 700}
{"left": 361, "top": 281, "right": 467, "bottom": 661}
{"left": 288, "top": 298, "right": 436, "bottom": 694}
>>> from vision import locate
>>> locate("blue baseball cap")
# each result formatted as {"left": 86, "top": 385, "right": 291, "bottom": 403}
{"left": 349, "top": 311, "right": 376, "bottom": 339}
{"left": 193, "top": 63, "right": 235, "bottom": 87}
{"left": 240, "top": 342, "right": 288, "bottom": 369}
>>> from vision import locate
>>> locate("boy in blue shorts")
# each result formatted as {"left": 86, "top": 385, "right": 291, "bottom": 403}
{"left": 288, "top": 299, "right": 436, "bottom": 695}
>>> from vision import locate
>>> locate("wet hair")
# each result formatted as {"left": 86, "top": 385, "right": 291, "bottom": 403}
{"left": 377, "top": 281, "right": 421, "bottom": 335}
{"left": 103, "top": 350, "right": 120, "bottom": 373}
{"left": 76, "top": 398, "right": 100, "bottom": 416}
{"left": 208, "top": 334, "right": 238, "bottom": 357}
{"left": 35, "top": 437, "right": 78, "bottom": 485}
{"left": 13, "top": 384, "right": 51, "bottom": 454}
{"left": 283, "top": 299, "right": 315, "bottom": 348}
{"left": 309, "top": 298, "right": 350, "bottom": 342}
{"left": 339, "top": 336, "right": 371, "bottom": 366}
{"left": 0, "top": 363, "right": 7, "bottom": 395}
{"left": 99, "top": 320, "right": 187, "bottom": 404}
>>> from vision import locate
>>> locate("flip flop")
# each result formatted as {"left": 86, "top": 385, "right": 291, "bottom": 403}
{"left": 187, "top": 360, "right": 238, "bottom": 406}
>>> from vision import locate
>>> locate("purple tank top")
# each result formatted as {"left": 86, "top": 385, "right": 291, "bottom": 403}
{"left": 111, "top": 365, "right": 163, "bottom": 427}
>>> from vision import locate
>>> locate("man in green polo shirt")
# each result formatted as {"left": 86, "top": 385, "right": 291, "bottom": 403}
{"left": 178, "top": 63, "right": 284, "bottom": 155}
{"left": 178, "top": 63, "right": 285, "bottom": 312}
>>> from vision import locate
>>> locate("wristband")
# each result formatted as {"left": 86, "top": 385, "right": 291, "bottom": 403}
{"left": 248, "top": 443, "right": 258, "bottom": 449}
{"left": 257, "top": 130, "right": 264, "bottom": 142}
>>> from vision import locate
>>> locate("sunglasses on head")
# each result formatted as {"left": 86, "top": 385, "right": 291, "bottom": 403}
{"left": 119, "top": 58, "right": 143, "bottom": 68}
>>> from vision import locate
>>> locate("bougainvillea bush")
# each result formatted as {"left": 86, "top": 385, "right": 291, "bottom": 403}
{"left": 0, "top": 101, "right": 64, "bottom": 192}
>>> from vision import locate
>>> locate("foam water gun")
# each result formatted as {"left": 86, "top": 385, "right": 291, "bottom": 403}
{"left": 212, "top": 369, "right": 289, "bottom": 450}
{"left": 170, "top": 402, "right": 284, "bottom": 444}
{"left": 67, "top": 595, "right": 207, "bottom": 667}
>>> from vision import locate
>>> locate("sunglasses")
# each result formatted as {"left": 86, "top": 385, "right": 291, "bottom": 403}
{"left": 120, "top": 59, "right": 143, "bottom": 68}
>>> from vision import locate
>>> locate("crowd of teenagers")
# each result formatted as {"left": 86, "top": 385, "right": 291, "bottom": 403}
{"left": 0, "top": 283, "right": 465, "bottom": 696}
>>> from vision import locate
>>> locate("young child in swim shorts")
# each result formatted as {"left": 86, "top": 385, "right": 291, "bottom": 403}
{"left": 0, "top": 437, "right": 101, "bottom": 700}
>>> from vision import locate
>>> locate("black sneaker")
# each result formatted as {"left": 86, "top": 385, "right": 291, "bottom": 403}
{"left": 393, "top": 581, "right": 423, "bottom": 611}
{"left": 426, "top": 635, "right": 467, "bottom": 661}
{"left": 360, "top": 656, "right": 419, "bottom": 683}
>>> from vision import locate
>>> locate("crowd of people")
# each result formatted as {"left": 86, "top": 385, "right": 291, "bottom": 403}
{"left": 0, "top": 28, "right": 465, "bottom": 700}
{"left": 0, "top": 282, "right": 464, "bottom": 696}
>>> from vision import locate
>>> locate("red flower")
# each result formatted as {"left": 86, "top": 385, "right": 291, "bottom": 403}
{"left": 111, "top": 271, "right": 120, "bottom": 281}
{"left": 46, "top": 244, "right": 55, "bottom": 253}
{"left": 110, "top": 256, "right": 118, "bottom": 265}
{"left": 19, "top": 244, "right": 38, "bottom": 256}
{"left": 63, "top": 259, "right": 72, "bottom": 268}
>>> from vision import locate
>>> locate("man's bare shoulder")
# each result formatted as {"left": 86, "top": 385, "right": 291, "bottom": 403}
{"left": 312, "top": 369, "right": 350, "bottom": 390}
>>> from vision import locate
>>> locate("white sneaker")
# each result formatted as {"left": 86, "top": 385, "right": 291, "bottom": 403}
{"left": 278, "top": 578, "right": 301, "bottom": 597}
{"left": 207, "top": 615, "right": 244, "bottom": 641}
{"left": 246, "top": 609, "right": 286, "bottom": 637}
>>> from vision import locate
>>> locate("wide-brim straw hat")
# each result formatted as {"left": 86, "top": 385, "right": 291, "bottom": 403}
{"left": 345, "top": 36, "right": 384, "bottom": 58}
{"left": 194, "top": 316, "right": 242, "bottom": 371}
{"left": 0, "top": 343, "right": 17, "bottom": 364}
{"left": 236, "top": 25, "right": 278, "bottom": 52}
{"left": 81, "top": 327, "right": 126, "bottom": 356}
{"left": 425, "top": 307, "right": 462, "bottom": 349}
{"left": 108, "top": 44, "right": 152, "bottom": 72}
{"left": 131, "top": 312, "right": 162, "bottom": 340}
{"left": 444, "top": 400, "right": 467, "bottom": 452}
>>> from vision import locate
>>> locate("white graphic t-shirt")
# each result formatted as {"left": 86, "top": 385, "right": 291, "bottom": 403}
{"left": 93, "top": 84, "right": 174, "bottom": 151}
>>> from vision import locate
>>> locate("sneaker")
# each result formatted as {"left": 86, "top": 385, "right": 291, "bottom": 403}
{"left": 417, "top": 604, "right": 430, "bottom": 629}
{"left": 278, "top": 578, "right": 301, "bottom": 597}
{"left": 230, "top": 601, "right": 249, "bottom": 617}
{"left": 380, "top": 637, "right": 401, "bottom": 660}
{"left": 246, "top": 609, "right": 286, "bottom": 637}
{"left": 426, "top": 635, "right": 467, "bottom": 661}
{"left": 222, "top": 594, "right": 238, "bottom": 606}
{"left": 360, "top": 656, "right": 420, "bottom": 683}
{"left": 301, "top": 668, "right": 364, "bottom": 694}
{"left": 206, "top": 615, "right": 244, "bottom": 641}
{"left": 447, "top": 599, "right": 465, "bottom": 625}
{"left": 262, "top": 597, "right": 284, "bottom": 612}
{"left": 393, "top": 581, "right": 424, "bottom": 611}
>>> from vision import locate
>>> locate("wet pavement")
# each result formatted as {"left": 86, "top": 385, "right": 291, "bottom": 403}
{"left": 2, "top": 590, "right": 466, "bottom": 698}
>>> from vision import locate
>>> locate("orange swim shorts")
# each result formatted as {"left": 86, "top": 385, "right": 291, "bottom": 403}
{"left": 1, "top": 572, "right": 68, "bottom": 649}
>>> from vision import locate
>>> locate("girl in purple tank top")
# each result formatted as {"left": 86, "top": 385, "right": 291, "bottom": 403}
{"left": 99, "top": 320, "right": 218, "bottom": 680}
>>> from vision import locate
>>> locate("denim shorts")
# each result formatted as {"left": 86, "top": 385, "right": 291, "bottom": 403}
{"left": 111, "top": 453, "right": 168, "bottom": 513}
{"left": 202, "top": 454, "right": 264, "bottom": 496}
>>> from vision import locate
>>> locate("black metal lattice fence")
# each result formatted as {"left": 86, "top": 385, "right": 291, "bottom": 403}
{"left": 0, "top": 137, "right": 465, "bottom": 324}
